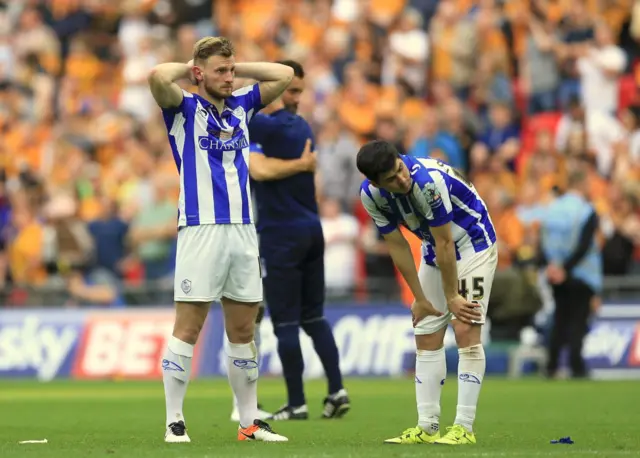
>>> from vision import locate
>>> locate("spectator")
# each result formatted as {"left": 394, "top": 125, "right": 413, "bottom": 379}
{"left": 555, "top": 97, "right": 625, "bottom": 177}
{"left": 320, "top": 198, "right": 359, "bottom": 296}
{"left": 128, "top": 176, "right": 177, "bottom": 281}
{"left": 577, "top": 21, "right": 627, "bottom": 115}
{"left": 0, "top": 0, "right": 637, "bottom": 313}
{"left": 408, "top": 106, "right": 465, "bottom": 170}
{"left": 87, "top": 195, "right": 129, "bottom": 278}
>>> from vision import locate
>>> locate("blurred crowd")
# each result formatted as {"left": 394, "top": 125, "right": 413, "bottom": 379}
{"left": 1, "top": 0, "right": 640, "bottom": 311}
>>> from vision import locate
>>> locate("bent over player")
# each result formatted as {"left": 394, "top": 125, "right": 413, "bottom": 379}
{"left": 357, "top": 141, "right": 497, "bottom": 445}
{"left": 148, "top": 36, "right": 293, "bottom": 443}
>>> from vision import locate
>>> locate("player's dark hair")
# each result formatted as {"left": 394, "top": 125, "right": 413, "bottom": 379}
{"left": 277, "top": 59, "right": 305, "bottom": 79}
{"left": 356, "top": 140, "right": 399, "bottom": 183}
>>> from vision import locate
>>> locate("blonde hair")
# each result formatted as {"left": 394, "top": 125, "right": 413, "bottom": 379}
{"left": 192, "top": 37, "right": 235, "bottom": 65}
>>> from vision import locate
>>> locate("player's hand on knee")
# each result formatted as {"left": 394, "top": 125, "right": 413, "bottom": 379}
{"left": 300, "top": 138, "right": 316, "bottom": 172}
{"left": 447, "top": 295, "right": 482, "bottom": 324}
{"left": 411, "top": 299, "right": 444, "bottom": 327}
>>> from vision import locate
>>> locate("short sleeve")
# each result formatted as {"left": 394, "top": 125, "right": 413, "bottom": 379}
{"left": 250, "top": 142, "right": 263, "bottom": 154}
{"left": 248, "top": 113, "right": 277, "bottom": 150}
{"left": 232, "top": 83, "right": 263, "bottom": 120}
{"left": 423, "top": 171, "right": 453, "bottom": 227}
{"left": 161, "top": 89, "right": 194, "bottom": 122}
{"left": 360, "top": 184, "right": 398, "bottom": 235}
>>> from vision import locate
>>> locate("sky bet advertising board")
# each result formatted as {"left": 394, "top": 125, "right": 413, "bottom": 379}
{"left": 0, "top": 304, "right": 639, "bottom": 381}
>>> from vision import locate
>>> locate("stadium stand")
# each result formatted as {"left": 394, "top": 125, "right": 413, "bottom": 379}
{"left": 1, "top": 0, "right": 640, "bottom": 343}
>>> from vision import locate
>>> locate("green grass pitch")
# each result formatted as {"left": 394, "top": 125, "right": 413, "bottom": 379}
{"left": 0, "top": 377, "right": 638, "bottom": 457}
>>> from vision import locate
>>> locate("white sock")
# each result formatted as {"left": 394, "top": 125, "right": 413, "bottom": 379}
{"left": 415, "top": 347, "right": 446, "bottom": 435}
{"left": 226, "top": 341, "right": 259, "bottom": 427}
{"left": 162, "top": 336, "right": 193, "bottom": 426}
{"left": 455, "top": 344, "right": 486, "bottom": 432}
{"left": 231, "top": 322, "right": 262, "bottom": 410}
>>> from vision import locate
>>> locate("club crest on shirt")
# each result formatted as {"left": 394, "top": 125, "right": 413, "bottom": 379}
{"left": 232, "top": 106, "right": 245, "bottom": 121}
{"left": 207, "top": 124, "right": 243, "bottom": 143}
{"left": 219, "top": 127, "right": 233, "bottom": 141}
{"left": 424, "top": 182, "right": 443, "bottom": 208}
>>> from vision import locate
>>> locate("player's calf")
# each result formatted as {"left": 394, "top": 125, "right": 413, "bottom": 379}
{"left": 451, "top": 321, "right": 485, "bottom": 434}
{"left": 162, "top": 302, "right": 209, "bottom": 443}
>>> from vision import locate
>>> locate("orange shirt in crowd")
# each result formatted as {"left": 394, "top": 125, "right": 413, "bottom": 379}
{"left": 396, "top": 226, "right": 423, "bottom": 307}
{"left": 9, "top": 222, "right": 47, "bottom": 286}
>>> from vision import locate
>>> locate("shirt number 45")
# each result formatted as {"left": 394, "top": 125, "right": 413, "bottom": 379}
{"left": 458, "top": 277, "right": 485, "bottom": 301}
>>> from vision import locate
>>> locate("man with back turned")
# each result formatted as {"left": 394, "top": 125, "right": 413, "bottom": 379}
{"left": 538, "top": 168, "right": 602, "bottom": 379}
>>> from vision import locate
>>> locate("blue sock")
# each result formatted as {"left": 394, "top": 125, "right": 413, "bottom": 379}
{"left": 274, "top": 324, "right": 306, "bottom": 407}
{"left": 302, "top": 318, "right": 344, "bottom": 394}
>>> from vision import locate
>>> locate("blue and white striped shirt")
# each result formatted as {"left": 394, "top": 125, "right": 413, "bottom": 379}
{"left": 360, "top": 156, "right": 497, "bottom": 267}
{"left": 161, "top": 84, "right": 263, "bottom": 227}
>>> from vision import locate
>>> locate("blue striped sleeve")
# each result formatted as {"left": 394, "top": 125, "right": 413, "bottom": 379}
{"left": 360, "top": 184, "right": 397, "bottom": 234}
{"left": 235, "top": 83, "right": 263, "bottom": 119}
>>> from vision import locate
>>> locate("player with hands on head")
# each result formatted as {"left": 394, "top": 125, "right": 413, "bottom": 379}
{"left": 148, "top": 36, "right": 293, "bottom": 444}
{"left": 357, "top": 140, "right": 498, "bottom": 446}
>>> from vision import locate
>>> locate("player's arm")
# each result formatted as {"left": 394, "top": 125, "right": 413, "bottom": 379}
{"left": 430, "top": 223, "right": 460, "bottom": 302}
{"left": 382, "top": 229, "right": 430, "bottom": 304}
{"left": 250, "top": 139, "right": 315, "bottom": 181}
{"left": 233, "top": 77, "right": 257, "bottom": 91}
{"left": 234, "top": 62, "right": 294, "bottom": 106}
{"left": 422, "top": 171, "right": 481, "bottom": 323}
{"left": 430, "top": 222, "right": 481, "bottom": 324}
{"left": 360, "top": 187, "right": 441, "bottom": 322}
{"left": 147, "top": 62, "right": 194, "bottom": 108}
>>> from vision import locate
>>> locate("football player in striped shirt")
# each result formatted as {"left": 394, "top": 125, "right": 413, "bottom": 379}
{"left": 357, "top": 141, "right": 498, "bottom": 446}
{"left": 148, "top": 36, "right": 293, "bottom": 443}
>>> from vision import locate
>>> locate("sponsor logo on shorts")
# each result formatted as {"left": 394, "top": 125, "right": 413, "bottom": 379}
{"left": 181, "top": 279, "right": 191, "bottom": 294}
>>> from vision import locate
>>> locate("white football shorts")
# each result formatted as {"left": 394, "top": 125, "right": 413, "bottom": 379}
{"left": 173, "top": 224, "right": 263, "bottom": 303}
{"left": 414, "top": 244, "right": 498, "bottom": 335}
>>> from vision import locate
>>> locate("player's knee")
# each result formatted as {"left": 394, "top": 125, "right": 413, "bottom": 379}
{"left": 452, "top": 321, "right": 481, "bottom": 348}
{"left": 415, "top": 331, "right": 445, "bottom": 351}
{"left": 274, "top": 324, "right": 300, "bottom": 348}
{"left": 300, "top": 317, "right": 326, "bottom": 336}
{"left": 173, "top": 302, "right": 209, "bottom": 344}
{"left": 226, "top": 320, "right": 255, "bottom": 344}
{"left": 172, "top": 322, "right": 204, "bottom": 345}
